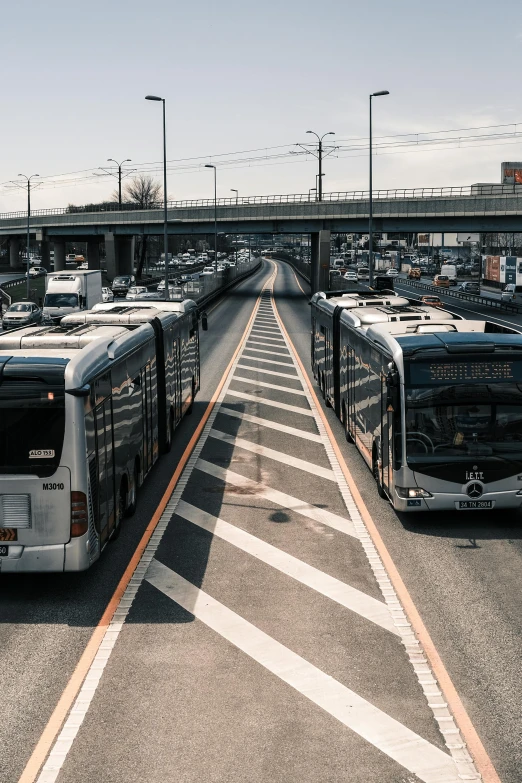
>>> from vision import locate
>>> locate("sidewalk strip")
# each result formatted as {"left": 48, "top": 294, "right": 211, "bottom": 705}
{"left": 226, "top": 389, "right": 313, "bottom": 415}
{"left": 218, "top": 407, "right": 323, "bottom": 443}
{"left": 195, "top": 458, "right": 357, "bottom": 538}
{"left": 176, "top": 501, "right": 398, "bottom": 635}
{"left": 209, "top": 428, "right": 335, "bottom": 479}
{"left": 146, "top": 559, "right": 462, "bottom": 783}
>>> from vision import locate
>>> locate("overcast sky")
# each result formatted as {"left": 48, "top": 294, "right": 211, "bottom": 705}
{"left": 2, "top": 0, "right": 522, "bottom": 211}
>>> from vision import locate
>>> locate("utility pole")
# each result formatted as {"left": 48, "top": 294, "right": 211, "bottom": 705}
{"left": 103, "top": 158, "right": 133, "bottom": 206}
{"left": 18, "top": 174, "right": 39, "bottom": 299}
{"left": 296, "top": 131, "right": 335, "bottom": 202}
{"left": 368, "top": 91, "right": 390, "bottom": 287}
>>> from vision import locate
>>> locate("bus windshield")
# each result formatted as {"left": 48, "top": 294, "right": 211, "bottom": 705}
{"left": 405, "top": 384, "right": 522, "bottom": 461}
{"left": 44, "top": 293, "right": 79, "bottom": 308}
{"left": 0, "top": 374, "right": 66, "bottom": 476}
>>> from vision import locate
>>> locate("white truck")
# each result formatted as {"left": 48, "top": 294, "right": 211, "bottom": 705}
{"left": 440, "top": 263, "right": 458, "bottom": 285}
{"left": 43, "top": 270, "right": 102, "bottom": 324}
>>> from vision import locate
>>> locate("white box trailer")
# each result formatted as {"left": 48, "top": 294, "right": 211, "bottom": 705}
{"left": 43, "top": 270, "right": 102, "bottom": 323}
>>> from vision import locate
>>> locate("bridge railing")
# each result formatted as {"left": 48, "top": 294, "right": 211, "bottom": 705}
{"left": 2, "top": 183, "right": 522, "bottom": 221}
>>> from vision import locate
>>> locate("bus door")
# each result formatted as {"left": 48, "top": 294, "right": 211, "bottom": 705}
{"left": 94, "top": 393, "right": 115, "bottom": 542}
{"left": 174, "top": 337, "right": 182, "bottom": 425}
{"left": 346, "top": 346, "right": 356, "bottom": 439}
{"left": 141, "top": 364, "right": 153, "bottom": 473}
{"left": 380, "top": 374, "right": 393, "bottom": 492}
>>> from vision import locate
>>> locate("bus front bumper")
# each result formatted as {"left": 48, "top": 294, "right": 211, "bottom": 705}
{"left": 0, "top": 534, "right": 91, "bottom": 573}
{"left": 393, "top": 490, "right": 522, "bottom": 513}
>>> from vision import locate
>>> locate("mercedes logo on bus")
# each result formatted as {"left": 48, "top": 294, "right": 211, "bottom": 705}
{"left": 467, "top": 482, "right": 484, "bottom": 499}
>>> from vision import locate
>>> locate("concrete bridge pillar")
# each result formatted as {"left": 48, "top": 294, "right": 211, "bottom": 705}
{"left": 87, "top": 240, "right": 101, "bottom": 270}
{"left": 40, "top": 240, "right": 51, "bottom": 271}
{"left": 53, "top": 240, "right": 66, "bottom": 271}
{"left": 116, "top": 236, "right": 134, "bottom": 277}
{"left": 9, "top": 238, "right": 21, "bottom": 269}
{"left": 310, "top": 230, "right": 330, "bottom": 293}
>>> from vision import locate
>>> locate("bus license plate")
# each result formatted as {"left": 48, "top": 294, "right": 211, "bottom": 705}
{"left": 458, "top": 500, "right": 493, "bottom": 510}
{"left": 0, "top": 546, "right": 8, "bottom": 556}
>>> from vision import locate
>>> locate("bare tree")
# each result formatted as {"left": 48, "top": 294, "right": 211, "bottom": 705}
{"left": 112, "top": 175, "right": 163, "bottom": 278}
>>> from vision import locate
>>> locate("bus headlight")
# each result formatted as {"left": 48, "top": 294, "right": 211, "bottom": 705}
{"left": 71, "top": 491, "right": 89, "bottom": 537}
{"left": 396, "top": 487, "right": 433, "bottom": 499}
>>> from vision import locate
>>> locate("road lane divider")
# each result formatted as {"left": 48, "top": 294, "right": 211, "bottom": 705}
{"left": 18, "top": 268, "right": 277, "bottom": 783}
{"left": 272, "top": 261, "right": 494, "bottom": 783}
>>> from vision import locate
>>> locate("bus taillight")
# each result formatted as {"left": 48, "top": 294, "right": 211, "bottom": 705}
{"left": 71, "top": 491, "right": 88, "bottom": 537}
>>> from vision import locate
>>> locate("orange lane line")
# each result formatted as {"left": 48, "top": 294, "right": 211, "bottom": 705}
{"left": 272, "top": 267, "right": 502, "bottom": 783}
{"left": 18, "top": 271, "right": 272, "bottom": 783}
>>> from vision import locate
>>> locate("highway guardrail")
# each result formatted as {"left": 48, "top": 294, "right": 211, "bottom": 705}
{"left": 395, "top": 277, "right": 522, "bottom": 313}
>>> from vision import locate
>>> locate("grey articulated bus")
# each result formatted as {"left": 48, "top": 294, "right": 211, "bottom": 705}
{"left": 0, "top": 301, "right": 201, "bottom": 572}
{"left": 311, "top": 291, "right": 522, "bottom": 512}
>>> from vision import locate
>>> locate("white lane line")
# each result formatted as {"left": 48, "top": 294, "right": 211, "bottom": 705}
{"left": 239, "top": 355, "right": 299, "bottom": 368}
{"left": 247, "top": 339, "right": 288, "bottom": 350}
{"left": 209, "top": 428, "right": 335, "bottom": 480}
{"left": 196, "top": 458, "right": 357, "bottom": 538}
{"left": 251, "top": 326, "right": 281, "bottom": 333}
{"left": 243, "top": 346, "right": 290, "bottom": 357}
{"left": 146, "top": 559, "right": 461, "bottom": 783}
{"left": 218, "top": 407, "right": 323, "bottom": 443}
{"left": 226, "top": 389, "right": 314, "bottom": 415}
{"left": 236, "top": 364, "right": 299, "bottom": 380}
{"left": 176, "top": 501, "right": 398, "bottom": 635}
{"left": 232, "top": 375, "right": 307, "bottom": 396}
{"left": 248, "top": 335, "right": 286, "bottom": 344}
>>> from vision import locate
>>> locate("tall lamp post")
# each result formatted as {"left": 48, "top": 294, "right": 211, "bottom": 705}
{"left": 205, "top": 164, "right": 218, "bottom": 271}
{"left": 369, "top": 90, "right": 389, "bottom": 286}
{"left": 306, "top": 131, "right": 334, "bottom": 201}
{"left": 19, "top": 173, "right": 39, "bottom": 299}
{"left": 107, "top": 158, "right": 132, "bottom": 206}
{"left": 145, "top": 95, "right": 169, "bottom": 300}
{"left": 230, "top": 189, "right": 239, "bottom": 265}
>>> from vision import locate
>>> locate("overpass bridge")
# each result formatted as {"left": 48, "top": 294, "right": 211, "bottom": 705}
{"left": 1, "top": 183, "right": 521, "bottom": 284}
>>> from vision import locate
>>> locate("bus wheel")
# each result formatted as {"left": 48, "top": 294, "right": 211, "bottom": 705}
{"left": 373, "top": 452, "right": 386, "bottom": 499}
{"left": 126, "top": 462, "right": 139, "bottom": 517}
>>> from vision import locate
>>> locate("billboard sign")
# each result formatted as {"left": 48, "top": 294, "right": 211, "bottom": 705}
{"left": 501, "top": 162, "right": 522, "bottom": 184}
{"left": 485, "top": 256, "right": 501, "bottom": 282}
{"left": 418, "top": 233, "right": 430, "bottom": 246}
{"left": 505, "top": 256, "right": 517, "bottom": 285}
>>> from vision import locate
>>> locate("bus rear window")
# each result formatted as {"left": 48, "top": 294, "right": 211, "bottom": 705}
{"left": 0, "top": 389, "right": 66, "bottom": 476}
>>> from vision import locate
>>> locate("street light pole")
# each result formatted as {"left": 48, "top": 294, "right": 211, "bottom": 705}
{"left": 205, "top": 165, "right": 218, "bottom": 272}
{"left": 368, "top": 90, "right": 389, "bottom": 287}
{"left": 18, "top": 173, "right": 39, "bottom": 299}
{"left": 145, "top": 95, "right": 169, "bottom": 300}
{"left": 231, "top": 189, "right": 239, "bottom": 266}
{"left": 107, "top": 158, "right": 132, "bottom": 206}
{"left": 306, "top": 131, "right": 335, "bottom": 201}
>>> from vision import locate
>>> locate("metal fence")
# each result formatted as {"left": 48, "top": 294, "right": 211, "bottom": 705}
{"left": 2, "top": 183, "right": 522, "bottom": 221}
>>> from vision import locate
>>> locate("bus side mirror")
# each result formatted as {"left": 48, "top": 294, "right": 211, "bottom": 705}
{"left": 201, "top": 312, "right": 208, "bottom": 331}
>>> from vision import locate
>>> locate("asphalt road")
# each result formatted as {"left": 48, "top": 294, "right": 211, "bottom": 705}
{"left": 2, "top": 260, "right": 520, "bottom": 783}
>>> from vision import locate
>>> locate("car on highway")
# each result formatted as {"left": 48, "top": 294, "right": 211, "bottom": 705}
{"left": 101, "top": 287, "right": 114, "bottom": 302}
{"left": 77, "top": 262, "right": 88, "bottom": 270}
{"left": 458, "top": 281, "right": 480, "bottom": 294}
{"left": 344, "top": 271, "right": 358, "bottom": 282}
{"left": 433, "top": 274, "right": 450, "bottom": 287}
{"left": 200, "top": 266, "right": 215, "bottom": 277}
{"left": 126, "top": 285, "right": 149, "bottom": 300}
{"left": 28, "top": 265, "right": 47, "bottom": 277}
{"left": 501, "top": 283, "right": 516, "bottom": 302}
{"left": 408, "top": 267, "right": 421, "bottom": 279}
{"left": 385, "top": 268, "right": 398, "bottom": 277}
{"left": 420, "top": 295, "right": 444, "bottom": 308}
{"left": 111, "top": 274, "right": 136, "bottom": 297}
{"left": 2, "top": 301, "right": 42, "bottom": 329}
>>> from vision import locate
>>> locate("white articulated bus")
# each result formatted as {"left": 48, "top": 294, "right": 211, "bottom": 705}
{"left": 311, "top": 291, "right": 522, "bottom": 512}
{"left": 0, "top": 301, "right": 201, "bottom": 572}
